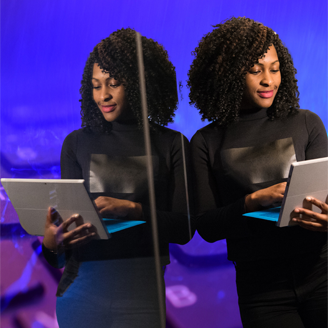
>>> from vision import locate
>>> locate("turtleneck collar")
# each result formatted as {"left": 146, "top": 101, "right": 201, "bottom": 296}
{"left": 239, "top": 108, "right": 268, "bottom": 121}
{"left": 110, "top": 119, "right": 140, "bottom": 132}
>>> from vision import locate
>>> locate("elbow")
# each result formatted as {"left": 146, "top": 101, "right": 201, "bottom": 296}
{"left": 196, "top": 214, "right": 225, "bottom": 243}
{"left": 178, "top": 216, "right": 197, "bottom": 245}
{"left": 169, "top": 228, "right": 196, "bottom": 245}
{"left": 196, "top": 227, "right": 224, "bottom": 243}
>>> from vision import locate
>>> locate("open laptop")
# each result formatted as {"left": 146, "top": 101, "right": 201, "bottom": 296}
{"left": 1, "top": 179, "right": 146, "bottom": 239}
{"left": 243, "top": 157, "right": 328, "bottom": 227}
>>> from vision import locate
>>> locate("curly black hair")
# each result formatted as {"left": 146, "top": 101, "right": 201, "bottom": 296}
{"left": 80, "top": 28, "right": 178, "bottom": 133}
{"left": 187, "top": 17, "right": 300, "bottom": 126}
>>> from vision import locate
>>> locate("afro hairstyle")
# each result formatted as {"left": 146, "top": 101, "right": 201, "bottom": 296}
{"left": 80, "top": 28, "right": 178, "bottom": 133}
{"left": 187, "top": 17, "right": 300, "bottom": 126}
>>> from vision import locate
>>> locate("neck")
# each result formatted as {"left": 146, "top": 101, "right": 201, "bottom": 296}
{"left": 240, "top": 106, "right": 265, "bottom": 114}
{"left": 114, "top": 117, "right": 138, "bottom": 125}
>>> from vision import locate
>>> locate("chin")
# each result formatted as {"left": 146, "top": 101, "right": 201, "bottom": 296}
{"left": 101, "top": 111, "right": 121, "bottom": 122}
{"left": 257, "top": 100, "right": 274, "bottom": 108}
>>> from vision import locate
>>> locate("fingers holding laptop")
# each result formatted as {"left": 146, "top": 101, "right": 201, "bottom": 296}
{"left": 61, "top": 219, "right": 98, "bottom": 248}
{"left": 245, "top": 182, "right": 287, "bottom": 212}
{"left": 60, "top": 213, "right": 99, "bottom": 248}
{"left": 43, "top": 207, "right": 98, "bottom": 253}
{"left": 292, "top": 197, "right": 328, "bottom": 232}
{"left": 95, "top": 196, "right": 143, "bottom": 220}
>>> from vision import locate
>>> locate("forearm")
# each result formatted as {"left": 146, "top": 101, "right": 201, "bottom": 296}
{"left": 141, "top": 205, "right": 194, "bottom": 245}
{"left": 196, "top": 197, "right": 249, "bottom": 242}
{"left": 42, "top": 243, "right": 67, "bottom": 269}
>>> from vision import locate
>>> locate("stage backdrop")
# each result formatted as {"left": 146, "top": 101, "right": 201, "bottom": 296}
{"left": 1, "top": 0, "right": 327, "bottom": 327}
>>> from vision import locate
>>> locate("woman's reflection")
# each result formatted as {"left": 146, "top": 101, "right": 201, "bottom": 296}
{"left": 42, "top": 28, "right": 193, "bottom": 328}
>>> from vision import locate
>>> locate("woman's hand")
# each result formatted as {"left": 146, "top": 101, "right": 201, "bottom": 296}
{"left": 245, "top": 182, "right": 287, "bottom": 212}
{"left": 94, "top": 197, "right": 142, "bottom": 220}
{"left": 291, "top": 197, "right": 328, "bottom": 232}
{"left": 43, "top": 207, "right": 98, "bottom": 253}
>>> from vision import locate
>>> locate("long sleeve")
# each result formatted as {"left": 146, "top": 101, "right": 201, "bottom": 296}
{"left": 60, "top": 131, "right": 83, "bottom": 179}
{"left": 191, "top": 110, "right": 327, "bottom": 262}
{"left": 304, "top": 110, "right": 328, "bottom": 159}
{"left": 191, "top": 130, "right": 249, "bottom": 242}
{"left": 143, "top": 133, "right": 195, "bottom": 245}
{"left": 42, "top": 243, "right": 66, "bottom": 268}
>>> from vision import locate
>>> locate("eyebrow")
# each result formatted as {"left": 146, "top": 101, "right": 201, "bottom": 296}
{"left": 255, "top": 60, "right": 280, "bottom": 66}
{"left": 91, "top": 77, "right": 115, "bottom": 81}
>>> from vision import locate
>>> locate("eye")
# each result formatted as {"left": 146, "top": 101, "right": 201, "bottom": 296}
{"left": 249, "top": 70, "right": 261, "bottom": 75}
{"left": 109, "top": 80, "right": 121, "bottom": 88}
{"left": 271, "top": 69, "right": 280, "bottom": 73}
{"left": 92, "top": 85, "right": 101, "bottom": 90}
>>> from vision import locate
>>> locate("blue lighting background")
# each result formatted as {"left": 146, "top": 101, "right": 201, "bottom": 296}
{"left": 1, "top": 0, "right": 327, "bottom": 327}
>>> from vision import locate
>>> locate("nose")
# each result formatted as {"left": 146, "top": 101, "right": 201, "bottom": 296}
{"left": 260, "top": 70, "right": 273, "bottom": 87}
{"left": 100, "top": 86, "right": 112, "bottom": 101}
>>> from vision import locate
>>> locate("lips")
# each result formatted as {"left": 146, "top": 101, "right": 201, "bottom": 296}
{"left": 257, "top": 90, "right": 274, "bottom": 98}
{"left": 101, "top": 105, "right": 116, "bottom": 113}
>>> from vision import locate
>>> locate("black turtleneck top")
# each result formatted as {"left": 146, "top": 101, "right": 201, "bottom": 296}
{"left": 43, "top": 121, "right": 193, "bottom": 269}
{"left": 191, "top": 109, "right": 327, "bottom": 262}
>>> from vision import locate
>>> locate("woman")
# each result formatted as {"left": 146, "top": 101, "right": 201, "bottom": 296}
{"left": 42, "top": 28, "right": 192, "bottom": 328}
{"left": 188, "top": 17, "right": 327, "bottom": 328}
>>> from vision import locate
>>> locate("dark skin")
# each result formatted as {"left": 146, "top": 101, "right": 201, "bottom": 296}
{"left": 292, "top": 196, "right": 328, "bottom": 232}
{"left": 242, "top": 47, "right": 287, "bottom": 213}
{"left": 241, "top": 45, "right": 281, "bottom": 113}
{"left": 94, "top": 197, "right": 142, "bottom": 220}
{"left": 43, "top": 198, "right": 143, "bottom": 253}
{"left": 92, "top": 63, "right": 142, "bottom": 222}
{"left": 43, "top": 207, "right": 97, "bottom": 252}
{"left": 244, "top": 174, "right": 327, "bottom": 234}
{"left": 43, "top": 64, "right": 143, "bottom": 253}
{"left": 244, "top": 182, "right": 286, "bottom": 212}
{"left": 242, "top": 46, "right": 327, "bottom": 233}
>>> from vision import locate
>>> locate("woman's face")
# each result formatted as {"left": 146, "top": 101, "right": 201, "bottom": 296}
{"left": 241, "top": 45, "right": 281, "bottom": 111}
{"left": 92, "top": 63, "right": 130, "bottom": 122}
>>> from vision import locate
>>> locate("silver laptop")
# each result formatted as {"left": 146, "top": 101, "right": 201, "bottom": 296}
{"left": 1, "top": 179, "right": 146, "bottom": 239}
{"left": 243, "top": 157, "right": 328, "bottom": 227}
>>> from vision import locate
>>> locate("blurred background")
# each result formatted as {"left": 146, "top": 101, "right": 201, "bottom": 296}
{"left": 1, "top": 0, "right": 327, "bottom": 327}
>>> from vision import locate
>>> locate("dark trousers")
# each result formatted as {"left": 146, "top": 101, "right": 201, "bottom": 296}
{"left": 235, "top": 246, "right": 327, "bottom": 328}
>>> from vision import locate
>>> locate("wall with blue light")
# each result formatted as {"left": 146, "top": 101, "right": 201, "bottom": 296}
{"left": 1, "top": 0, "right": 327, "bottom": 327}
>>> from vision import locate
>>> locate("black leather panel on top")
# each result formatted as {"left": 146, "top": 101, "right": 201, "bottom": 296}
{"left": 220, "top": 137, "right": 296, "bottom": 188}
{"left": 89, "top": 154, "right": 159, "bottom": 195}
